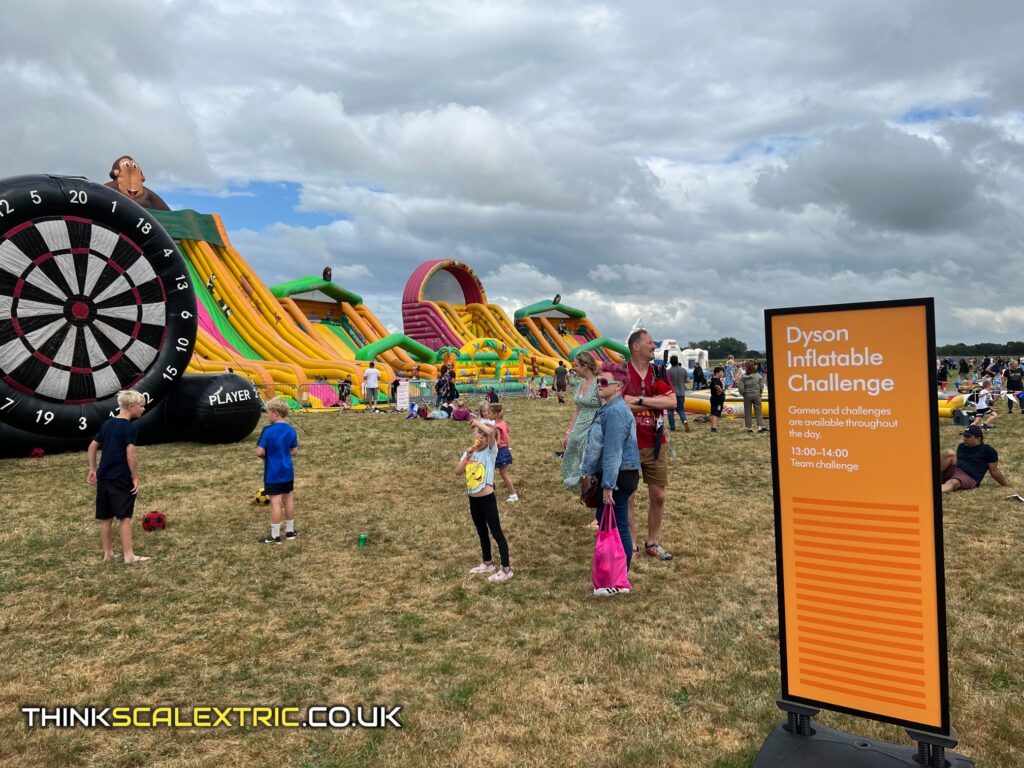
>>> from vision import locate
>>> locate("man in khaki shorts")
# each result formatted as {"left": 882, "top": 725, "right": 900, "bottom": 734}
{"left": 622, "top": 329, "right": 677, "bottom": 560}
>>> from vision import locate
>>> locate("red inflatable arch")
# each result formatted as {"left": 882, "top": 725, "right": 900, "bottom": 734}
{"left": 402, "top": 260, "right": 487, "bottom": 350}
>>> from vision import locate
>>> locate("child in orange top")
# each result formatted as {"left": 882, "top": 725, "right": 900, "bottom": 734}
{"left": 483, "top": 402, "right": 518, "bottom": 503}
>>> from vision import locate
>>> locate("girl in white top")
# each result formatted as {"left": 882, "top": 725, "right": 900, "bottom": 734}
{"left": 455, "top": 416, "right": 513, "bottom": 583}
{"left": 972, "top": 380, "right": 1000, "bottom": 430}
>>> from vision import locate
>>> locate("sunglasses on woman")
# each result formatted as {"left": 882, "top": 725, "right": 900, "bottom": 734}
{"left": 596, "top": 378, "right": 620, "bottom": 387}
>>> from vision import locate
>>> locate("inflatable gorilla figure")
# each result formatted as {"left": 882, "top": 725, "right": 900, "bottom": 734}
{"left": 104, "top": 155, "right": 170, "bottom": 210}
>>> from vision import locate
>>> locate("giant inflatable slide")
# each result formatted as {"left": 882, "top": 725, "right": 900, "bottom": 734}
{"left": 513, "top": 299, "right": 626, "bottom": 363}
{"left": 401, "top": 260, "right": 565, "bottom": 376}
{"left": 150, "top": 209, "right": 394, "bottom": 407}
{"left": 268, "top": 275, "right": 438, "bottom": 382}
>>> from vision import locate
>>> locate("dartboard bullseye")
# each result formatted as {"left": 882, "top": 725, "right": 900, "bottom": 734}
{"left": 0, "top": 175, "right": 196, "bottom": 439}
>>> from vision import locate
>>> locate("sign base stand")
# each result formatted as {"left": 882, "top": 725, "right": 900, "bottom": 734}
{"left": 753, "top": 701, "right": 974, "bottom": 767}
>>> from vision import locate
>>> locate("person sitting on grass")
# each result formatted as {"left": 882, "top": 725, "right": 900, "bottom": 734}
{"left": 87, "top": 389, "right": 150, "bottom": 564}
{"left": 256, "top": 397, "right": 299, "bottom": 543}
{"left": 940, "top": 425, "right": 1009, "bottom": 493}
{"left": 416, "top": 399, "right": 461, "bottom": 420}
{"left": 457, "top": 413, "right": 513, "bottom": 583}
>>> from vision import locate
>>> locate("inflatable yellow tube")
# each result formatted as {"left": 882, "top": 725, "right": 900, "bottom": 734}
{"left": 185, "top": 238, "right": 370, "bottom": 396}
{"left": 936, "top": 393, "right": 965, "bottom": 418}
{"left": 580, "top": 319, "right": 623, "bottom": 363}
{"left": 435, "top": 301, "right": 475, "bottom": 340}
{"left": 684, "top": 390, "right": 770, "bottom": 418}
{"left": 312, "top": 323, "right": 358, "bottom": 360}
{"left": 537, "top": 316, "right": 575, "bottom": 359}
{"left": 191, "top": 323, "right": 303, "bottom": 398}
{"left": 458, "top": 338, "right": 512, "bottom": 359}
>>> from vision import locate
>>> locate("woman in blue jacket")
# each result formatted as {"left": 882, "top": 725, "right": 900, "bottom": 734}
{"left": 581, "top": 362, "right": 641, "bottom": 583}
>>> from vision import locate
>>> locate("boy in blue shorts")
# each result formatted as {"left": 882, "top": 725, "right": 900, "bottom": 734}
{"left": 87, "top": 389, "right": 150, "bottom": 563}
{"left": 256, "top": 397, "right": 299, "bottom": 543}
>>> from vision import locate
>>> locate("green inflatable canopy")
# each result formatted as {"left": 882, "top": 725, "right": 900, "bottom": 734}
{"left": 149, "top": 209, "right": 225, "bottom": 247}
{"left": 355, "top": 333, "right": 438, "bottom": 363}
{"left": 514, "top": 299, "right": 587, "bottom": 320}
{"left": 269, "top": 276, "right": 363, "bottom": 307}
{"left": 569, "top": 337, "right": 630, "bottom": 360}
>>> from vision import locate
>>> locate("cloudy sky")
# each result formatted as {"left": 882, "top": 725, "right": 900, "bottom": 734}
{"left": 3, "top": 0, "right": 1023, "bottom": 349}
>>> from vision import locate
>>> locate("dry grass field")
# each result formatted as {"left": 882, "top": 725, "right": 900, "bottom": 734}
{"left": 1, "top": 395, "right": 1021, "bottom": 767}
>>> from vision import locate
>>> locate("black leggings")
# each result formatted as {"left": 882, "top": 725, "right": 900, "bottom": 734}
{"left": 469, "top": 493, "right": 509, "bottom": 568}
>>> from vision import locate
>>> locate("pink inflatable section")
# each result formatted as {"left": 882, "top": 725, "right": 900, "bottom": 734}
{"left": 306, "top": 383, "right": 340, "bottom": 407}
{"left": 197, "top": 300, "right": 239, "bottom": 355}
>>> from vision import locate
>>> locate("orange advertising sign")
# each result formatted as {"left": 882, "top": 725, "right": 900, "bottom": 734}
{"left": 765, "top": 299, "right": 948, "bottom": 733}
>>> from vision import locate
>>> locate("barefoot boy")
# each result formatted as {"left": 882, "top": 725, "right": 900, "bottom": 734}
{"left": 256, "top": 397, "right": 299, "bottom": 543}
{"left": 87, "top": 390, "right": 149, "bottom": 563}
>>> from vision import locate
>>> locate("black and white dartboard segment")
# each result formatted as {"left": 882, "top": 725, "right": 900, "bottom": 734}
{"left": 0, "top": 176, "right": 196, "bottom": 438}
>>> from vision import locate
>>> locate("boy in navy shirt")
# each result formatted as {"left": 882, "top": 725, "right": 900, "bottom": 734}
{"left": 256, "top": 398, "right": 299, "bottom": 543}
{"left": 709, "top": 366, "right": 726, "bottom": 433}
{"left": 87, "top": 390, "right": 149, "bottom": 563}
{"left": 940, "top": 425, "right": 1008, "bottom": 492}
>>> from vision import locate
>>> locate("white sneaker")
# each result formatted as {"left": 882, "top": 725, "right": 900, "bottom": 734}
{"left": 594, "top": 587, "right": 631, "bottom": 597}
{"left": 506, "top": 494, "right": 519, "bottom": 503}
{"left": 469, "top": 562, "right": 496, "bottom": 575}
{"left": 488, "top": 568, "right": 514, "bottom": 583}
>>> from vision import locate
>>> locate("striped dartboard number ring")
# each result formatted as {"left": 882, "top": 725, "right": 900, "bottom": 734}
{"left": 0, "top": 175, "right": 197, "bottom": 438}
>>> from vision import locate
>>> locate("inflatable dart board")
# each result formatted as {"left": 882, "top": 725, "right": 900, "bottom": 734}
{"left": 0, "top": 175, "right": 196, "bottom": 439}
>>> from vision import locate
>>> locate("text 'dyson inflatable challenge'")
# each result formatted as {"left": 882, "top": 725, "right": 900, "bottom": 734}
{"left": 0, "top": 175, "right": 260, "bottom": 456}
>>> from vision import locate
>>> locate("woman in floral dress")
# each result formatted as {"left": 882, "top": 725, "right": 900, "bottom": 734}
{"left": 560, "top": 351, "right": 602, "bottom": 491}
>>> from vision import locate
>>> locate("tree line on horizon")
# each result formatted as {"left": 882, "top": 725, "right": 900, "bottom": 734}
{"left": 687, "top": 337, "right": 756, "bottom": 358}
{"left": 935, "top": 341, "right": 1024, "bottom": 357}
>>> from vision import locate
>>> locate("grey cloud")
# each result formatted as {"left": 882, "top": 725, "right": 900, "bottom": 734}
{"left": 211, "top": 86, "right": 375, "bottom": 182}
{"left": 751, "top": 124, "right": 986, "bottom": 233}
{"left": 4, "top": 0, "right": 1024, "bottom": 349}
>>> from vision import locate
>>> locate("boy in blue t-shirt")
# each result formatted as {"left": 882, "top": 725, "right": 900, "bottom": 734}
{"left": 87, "top": 390, "right": 150, "bottom": 563}
{"left": 256, "top": 398, "right": 299, "bottom": 543}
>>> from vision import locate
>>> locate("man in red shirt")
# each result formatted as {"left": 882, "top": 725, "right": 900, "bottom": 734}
{"left": 622, "top": 329, "right": 676, "bottom": 560}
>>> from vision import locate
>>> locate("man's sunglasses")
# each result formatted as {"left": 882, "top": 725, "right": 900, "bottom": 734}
{"left": 597, "top": 378, "right": 620, "bottom": 387}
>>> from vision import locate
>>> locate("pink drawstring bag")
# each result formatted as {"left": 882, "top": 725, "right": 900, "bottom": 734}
{"left": 592, "top": 503, "right": 631, "bottom": 590}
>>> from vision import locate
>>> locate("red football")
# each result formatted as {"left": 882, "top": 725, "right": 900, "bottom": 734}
{"left": 30, "top": 447, "right": 44, "bottom": 459}
{"left": 141, "top": 511, "right": 166, "bottom": 531}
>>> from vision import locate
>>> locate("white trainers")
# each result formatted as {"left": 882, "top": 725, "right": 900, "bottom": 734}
{"left": 469, "top": 562, "right": 496, "bottom": 575}
{"left": 506, "top": 494, "right": 519, "bottom": 503}
{"left": 594, "top": 587, "right": 631, "bottom": 597}
{"left": 488, "top": 568, "right": 514, "bottom": 583}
